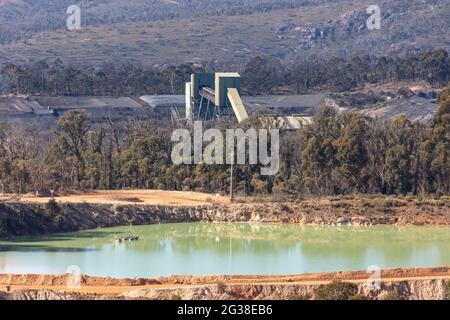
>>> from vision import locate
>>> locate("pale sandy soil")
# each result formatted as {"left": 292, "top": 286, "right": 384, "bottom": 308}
{"left": 1, "top": 190, "right": 230, "bottom": 206}
{"left": 1, "top": 267, "right": 449, "bottom": 296}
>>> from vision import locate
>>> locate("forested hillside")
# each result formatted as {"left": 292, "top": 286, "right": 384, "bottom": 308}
{"left": 0, "top": 0, "right": 327, "bottom": 43}
{"left": 0, "top": 0, "right": 448, "bottom": 67}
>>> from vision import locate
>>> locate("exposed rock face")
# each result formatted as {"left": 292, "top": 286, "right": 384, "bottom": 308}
{"left": 360, "top": 279, "right": 447, "bottom": 300}
{"left": 121, "top": 284, "right": 318, "bottom": 300}
{"left": 5, "top": 290, "right": 81, "bottom": 300}
{"left": 2, "top": 289, "right": 107, "bottom": 300}
{"left": 121, "top": 279, "right": 448, "bottom": 300}
{"left": 0, "top": 198, "right": 449, "bottom": 237}
{"left": 1, "top": 279, "right": 447, "bottom": 301}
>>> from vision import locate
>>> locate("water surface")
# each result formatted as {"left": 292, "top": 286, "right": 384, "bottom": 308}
{"left": 0, "top": 223, "right": 449, "bottom": 278}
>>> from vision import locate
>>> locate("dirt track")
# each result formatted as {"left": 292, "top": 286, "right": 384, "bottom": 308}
{"left": 1, "top": 267, "right": 449, "bottom": 298}
{"left": 2, "top": 190, "right": 229, "bottom": 206}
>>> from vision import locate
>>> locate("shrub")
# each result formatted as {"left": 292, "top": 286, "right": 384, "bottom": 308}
{"left": 383, "top": 199, "right": 406, "bottom": 208}
{"left": 287, "top": 295, "right": 309, "bottom": 300}
{"left": 381, "top": 291, "right": 405, "bottom": 300}
{"left": 45, "top": 199, "right": 60, "bottom": 217}
{"left": 44, "top": 199, "right": 67, "bottom": 228}
{"left": 331, "top": 202, "right": 352, "bottom": 208}
{"left": 315, "top": 281, "right": 359, "bottom": 300}
{"left": 436, "top": 201, "right": 445, "bottom": 207}
{"left": 444, "top": 281, "right": 450, "bottom": 300}
{"left": 216, "top": 282, "right": 226, "bottom": 292}
{"left": 362, "top": 201, "right": 374, "bottom": 208}
{"left": 115, "top": 205, "right": 125, "bottom": 215}
{"left": 348, "top": 294, "right": 370, "bottom": 300}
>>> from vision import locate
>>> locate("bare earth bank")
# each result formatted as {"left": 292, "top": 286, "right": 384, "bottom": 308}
{"left": 0, "top": 267, "right": 449, "bottom": 300}
{"left": 0, "top": 194, "right": 449, "bottom": 237}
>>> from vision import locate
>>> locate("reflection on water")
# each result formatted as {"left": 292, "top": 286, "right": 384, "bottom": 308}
{"left": 0, "top": 223, "right": 449, "bottom": 278}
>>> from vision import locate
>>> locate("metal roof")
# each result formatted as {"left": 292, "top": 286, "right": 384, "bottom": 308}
{"left": 36, "top": 96, "right": 142, "bottom": 109}
{"left": 139, "top": 95, "right": 185, "bottom": 108}
{"left": 215, "top": 72, "right": 241, "bottom": 78}
{"left": 243, "top": 94, "right": 326, "bottom": 110}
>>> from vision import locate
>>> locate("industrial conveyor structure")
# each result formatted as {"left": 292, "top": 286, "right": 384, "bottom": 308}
{"left": 185, "top": 72, "right": 249, "bottom": 125}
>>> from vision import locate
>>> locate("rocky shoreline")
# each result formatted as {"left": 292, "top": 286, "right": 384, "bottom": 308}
{"left": 0, "top": 197, "right": 449, "bottom": 237}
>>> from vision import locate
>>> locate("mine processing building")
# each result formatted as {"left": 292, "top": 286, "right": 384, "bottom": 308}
{"left": 185, "top": 72, "right": 249, "bottom": 124}
{"left": 1, "top": 72, "right": 325, "bottom": 130}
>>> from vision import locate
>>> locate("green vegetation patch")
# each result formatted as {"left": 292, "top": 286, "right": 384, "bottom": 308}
{"left": 315, "top": 281, "right": 359, "bottom": 300}
{"left": 444, "top": 281, "right": 450, "bottom": 300}
{"left": 381, "top": 291, "right": 405, "bottom": 300}
{"left": 383, "top": 199, "right": 407, "bottom": 208}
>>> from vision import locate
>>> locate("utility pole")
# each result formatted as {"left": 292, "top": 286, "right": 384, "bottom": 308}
{"left": 229, "top": 135, "right": 246, "bottom": 203}
{"left": 229, "top": 150, "right": 234, "bottom": 202}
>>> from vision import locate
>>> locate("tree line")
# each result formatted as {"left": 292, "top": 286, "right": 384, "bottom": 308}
{"left": 244, "top": 48, "right": 450, "bottom": 93}
{"left": 1, "top": 49, "right": 448, "bottom": 96}
{"left": 1, "top": 84, "right": 448, "bottom": 197}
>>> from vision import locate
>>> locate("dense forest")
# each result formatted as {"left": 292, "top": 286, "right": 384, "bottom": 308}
{"left": 0, "top": 84, "right": 448, "bottom": 197}
{"left": 1, "top": 49, "right": 448, "bottom": 96}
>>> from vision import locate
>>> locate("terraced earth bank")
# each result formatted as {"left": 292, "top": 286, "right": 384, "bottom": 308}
{"left": 1, "top": 267, "right": 449, "bottom": 300}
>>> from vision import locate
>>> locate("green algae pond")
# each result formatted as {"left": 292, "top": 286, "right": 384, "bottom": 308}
{"left": 0, "top": 223, "right": 449, "bottom": 278}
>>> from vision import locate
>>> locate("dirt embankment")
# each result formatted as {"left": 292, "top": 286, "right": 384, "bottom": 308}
{"left": 1, "top": 267, "right": 449, "bottom": 300}
{"left": 0, "top": 195, "right": 449, "bottom": 237}
{"left": 9, "top": 190, "right": 230, "bottom": 206}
